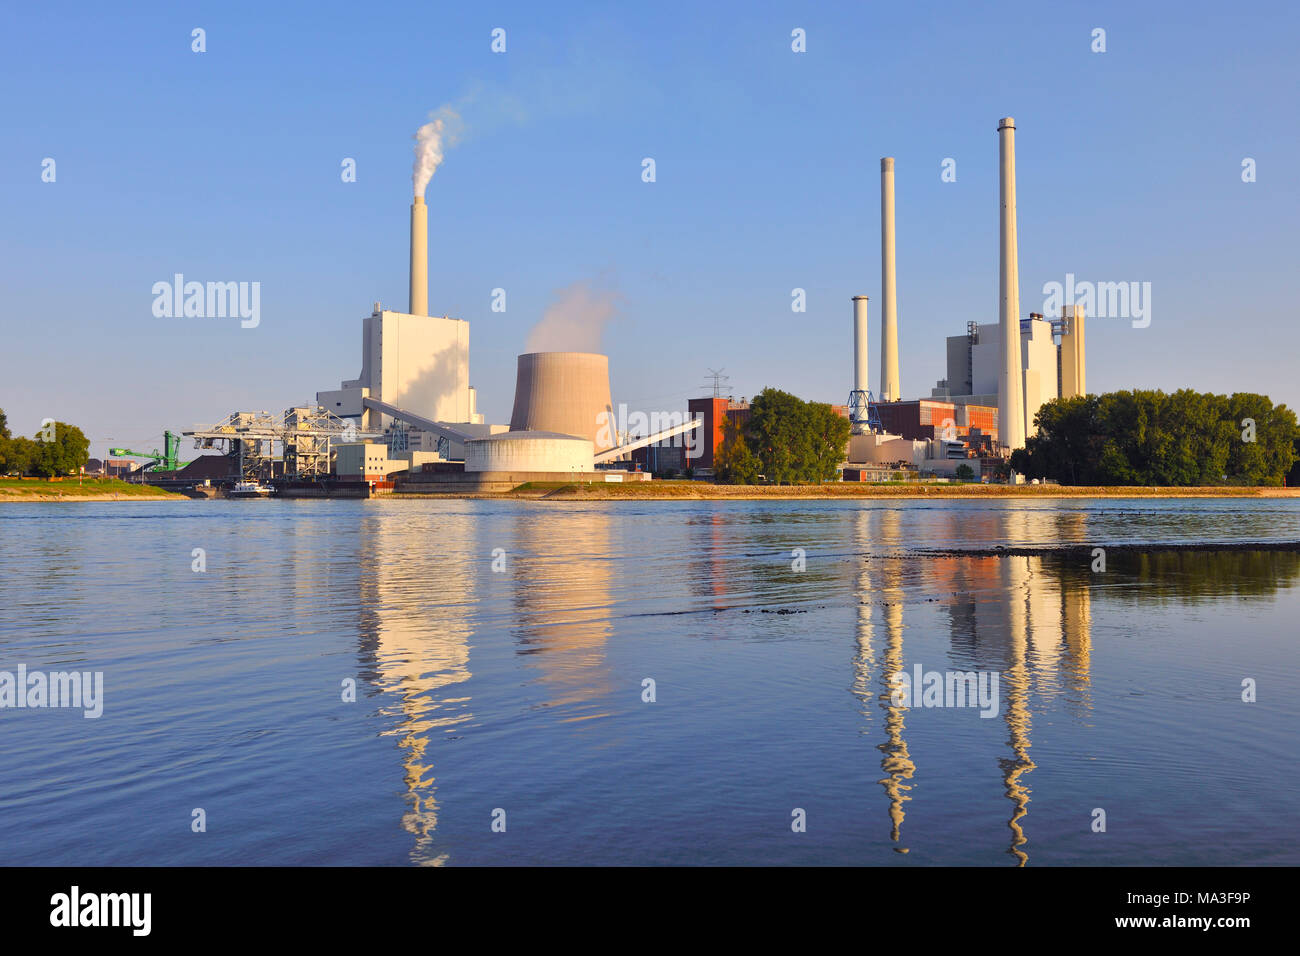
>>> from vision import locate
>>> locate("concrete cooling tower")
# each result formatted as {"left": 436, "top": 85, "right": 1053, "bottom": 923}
{"left": 508, "top": 352, "right": 615, "bottom": 451}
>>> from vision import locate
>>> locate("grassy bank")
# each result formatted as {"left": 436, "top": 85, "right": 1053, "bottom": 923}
{"left": 405, "top": 480, "right": 1299, "bottom": 501}
{"left": 0, "top": 478, "right": 186, "bottom": 501}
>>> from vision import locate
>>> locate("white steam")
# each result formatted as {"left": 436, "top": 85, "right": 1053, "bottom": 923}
{"left": 412, "top": 106, "right": 463, "bottom": 197}
{"left": 525, "top": 280, "right": 621, "bottom": 353}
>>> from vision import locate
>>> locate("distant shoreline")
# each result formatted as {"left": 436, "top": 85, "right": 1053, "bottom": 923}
{"left": 3, "top": 480, "right": 1294, "bottom": 504}
{"left": 0, "top": 479, "right": 186, "bottom": 502}
{"left": 392, "top": 483, "right": 1300, "bottom": 502}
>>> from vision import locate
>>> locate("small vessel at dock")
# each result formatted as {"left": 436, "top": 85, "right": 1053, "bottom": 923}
{"left": 225, "top": 480, "right": 276, "bottom": 499}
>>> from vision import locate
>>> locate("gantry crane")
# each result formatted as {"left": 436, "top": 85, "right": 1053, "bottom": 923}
{"left": 108, "top": 431, "right": 191, "bottom": 472}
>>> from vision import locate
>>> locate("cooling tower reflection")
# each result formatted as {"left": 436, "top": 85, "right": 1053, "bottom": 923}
{"left": 508, "top": 508, "right": 614, "bottom": 723}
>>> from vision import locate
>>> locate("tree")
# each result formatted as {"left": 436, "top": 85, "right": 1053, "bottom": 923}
{"left": 715, "top": 415, "right": 760, "bottom": 484}
{"left": 0, "top": 407, "right": 9, "bottom": 474}
{"left": 36, "top": 422, "right": 90, "bottom": 477}
{"left": 745, "top": 388, "right": 804, "bottom": 484}
{"left": 1016, "top": 389, "right": 1297, "bottom": 486}
{"left": 3, "top": 437, "right": 38, "bottom": 477}
{"left": 805, "top": 400, "right": 853, "bottom": 482}
{"left": 954, "top": 463, "right": 974, "bottom": 482}
{"left": 743, "top": 388, "right": 850, "bottom": 484}
{"left": 1, "top": 419, "right": 90, "bottom": 477}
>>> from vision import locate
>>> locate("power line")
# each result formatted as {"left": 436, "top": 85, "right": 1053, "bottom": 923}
{"left": 703, "top": 368, "right": 731, "bottom": 399}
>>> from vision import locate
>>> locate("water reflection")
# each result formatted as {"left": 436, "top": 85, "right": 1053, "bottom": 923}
{"left": 509, "top": 509, "right": 614, "bottom": 723}
{"left": 851, "top": 500, "right": 1298, "bottom": 864}
{"left": 851, "top": 509, "right": 916, "bottom": 853}
{"left": 349, "top": 500, "right": 1299, "bottom": 866}
{"left": 356, "top": 511, "right": 477, "bottom": 866}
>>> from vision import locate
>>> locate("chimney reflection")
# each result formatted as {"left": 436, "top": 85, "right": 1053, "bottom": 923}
{"left": 876, "top": 510, "right": 914, "bottom": 851}
{"left": 357, "top": 511, "right": 477, "bottom": 866}
{"left": 851, "top": 508, "right": 916, "bottom": 853}
{"left": 1000, "top": 555, "right": 1036, "bottom": 866}
{"left": 857, "top": 503, "right": 1097, "bottom": 865}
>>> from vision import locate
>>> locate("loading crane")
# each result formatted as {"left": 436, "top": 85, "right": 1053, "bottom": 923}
{"left": 108, "top": 431, "right": 191, "bottom": 472}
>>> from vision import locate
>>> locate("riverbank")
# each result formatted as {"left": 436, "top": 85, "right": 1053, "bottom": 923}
{"left": 0, "top": 478, "right": 187, "bottom": 501}
{"left": 391, "top": 480, "right": 1299, "bottom": 501}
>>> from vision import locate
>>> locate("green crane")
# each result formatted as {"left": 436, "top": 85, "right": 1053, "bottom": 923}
{"left": 109, "top": 431, "right": 191, "bottom": 472}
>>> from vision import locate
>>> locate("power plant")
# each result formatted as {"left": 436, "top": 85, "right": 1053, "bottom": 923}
{"left": 156, "top": 111, "right": 1081, "bottom": 495}
{"left": 840, "top": 118, "right": 1088, "bottom": 481}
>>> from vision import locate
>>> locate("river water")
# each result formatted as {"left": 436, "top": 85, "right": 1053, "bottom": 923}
{"left": 1, "top": 497, "right": 1297, "bottom": 865}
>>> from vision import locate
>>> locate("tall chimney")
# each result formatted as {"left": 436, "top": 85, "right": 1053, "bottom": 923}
{"left": 997, "top": 118, "right": 1026, "bottom": 450}
{"left": 852, "top": 295, "right": 869, "bottom": 398}
{"left": 409, "top": 196, "right": 428, "bottom": 316}
{"left": 879, "top": 157, "right": 900, "bottom": 402}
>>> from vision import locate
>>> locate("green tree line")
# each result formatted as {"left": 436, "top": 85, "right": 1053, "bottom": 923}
{"left": 0, "top": 408, "right": 91, "bottom": 478}
{"left": 715, "top": 388, "right": 851, "bottom": 484}
{"left": 1010, "top": 390, "right": 1298, "bottom": 486}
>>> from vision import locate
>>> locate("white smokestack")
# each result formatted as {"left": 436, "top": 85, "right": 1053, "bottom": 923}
{"left": 852, "top": 295, "right": 869, "bottom": 397}
{"left": 997, "top": 118, "right": 1026, "bottom": 450}
{"left": 879, "top": 157, "right": 900, "bottom": 403}
{"left": 410, "top": 197, "right": 427, "bottom": 316}
{"left": 409, "top": 108, "right": 462, "bottom": 317}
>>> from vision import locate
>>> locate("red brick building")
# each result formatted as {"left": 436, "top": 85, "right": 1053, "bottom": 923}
{"left": 875, "top": 399, "right": 999, "bottom": 443}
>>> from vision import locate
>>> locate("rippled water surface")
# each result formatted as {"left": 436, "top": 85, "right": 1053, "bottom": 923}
{"left": 1, "top": 497, "right": 1297, "bottom": 865}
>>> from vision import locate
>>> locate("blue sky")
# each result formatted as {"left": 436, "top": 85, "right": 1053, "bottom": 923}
{"left": 3, "top": 0, "right": 1297, "bottom": 458}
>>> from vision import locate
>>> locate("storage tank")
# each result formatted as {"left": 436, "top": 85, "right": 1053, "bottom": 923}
{"left": 508, "top": 352, "right": 616, "bottom": 451}
{"left": 465, "top": 431, "right": 594, "bottom": 473}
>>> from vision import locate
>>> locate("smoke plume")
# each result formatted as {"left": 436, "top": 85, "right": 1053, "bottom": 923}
{"left": 412, "top": 106, "right": 464, "bottom": 197}
{"left": 525, "top": 279, "right": 621, "bottom": 353}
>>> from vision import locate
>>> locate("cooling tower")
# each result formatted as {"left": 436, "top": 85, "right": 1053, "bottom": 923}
{"left": 509, "top": 352, "right": 615, "bottom": 451}
{"left": 410, "top": 196, "right": 428, "bottom": 316}
{"left": 879, "top": 158, "right": 900, "bottom": 402}
{"left": 997, "top": 118, "right": 1026, "bottom": 450}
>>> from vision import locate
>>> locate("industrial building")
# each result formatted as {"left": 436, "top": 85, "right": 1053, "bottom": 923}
{"left": 842, "top": 117, "right": 1087, "bottom": 479}
{"left": 316, "top": 197, "right": 496, "bottom": 460}
{"left": 931, "top": 305, "right": 1086, "bottom": 438}
{"left": 158, "top": 113, "right": 1083, "bottom": 494}
{"left": 875, "top": 399, "right": 999, "bottom": 444}
{"left": 167, "top": 158, "right": 697, "bottom": 496}
{"left": 310, "top": 171, "right": 701, "bottom": 489}
{"left": 316, "top": 306, "right": 483, "bottom": 434}
{"left": 631, "top": 396, "right": 750, "bottom": 477}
